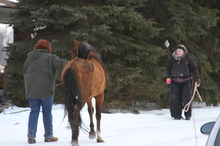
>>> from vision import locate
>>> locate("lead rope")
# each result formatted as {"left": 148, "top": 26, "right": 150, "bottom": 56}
{"left": 55, "top": 83, "right": 62, "bottom": 87}
{"left": 184, "top": 82, "right": 202, "bottom": 146}
{"left": 184, "top": 82, "right": 202, "bottom": 112}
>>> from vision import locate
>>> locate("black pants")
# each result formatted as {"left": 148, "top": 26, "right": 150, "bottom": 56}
{"left": 170, "top": 80, "right": 192, "bottom": 118}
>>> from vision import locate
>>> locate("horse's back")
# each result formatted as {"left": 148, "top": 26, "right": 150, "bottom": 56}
{"left": 62, "top": 58, "right": 106, "bottom": 99}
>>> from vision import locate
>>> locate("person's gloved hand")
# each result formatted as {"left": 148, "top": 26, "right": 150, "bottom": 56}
{"left": 166, "top": 78, "right": 171, "bottom": 84}
{"left": 196, "top": 78, "right": 201, "bottom": 87}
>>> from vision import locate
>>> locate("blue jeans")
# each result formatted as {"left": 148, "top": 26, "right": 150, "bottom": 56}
{"left": 27, "top": 96, "right": 54, "bottom": 139}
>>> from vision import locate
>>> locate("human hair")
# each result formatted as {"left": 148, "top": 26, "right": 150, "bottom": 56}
{"left": 33, "top": 39, "right": 52, "bottom": 53}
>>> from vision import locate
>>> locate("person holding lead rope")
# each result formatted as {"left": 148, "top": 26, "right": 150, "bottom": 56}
{"left": 166, "top": 44, "right": 201, "bottom": 120}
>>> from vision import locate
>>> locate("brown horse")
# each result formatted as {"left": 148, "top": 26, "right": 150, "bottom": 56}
{"left": 61, "top": 40, "right": 109, "bottom": 146}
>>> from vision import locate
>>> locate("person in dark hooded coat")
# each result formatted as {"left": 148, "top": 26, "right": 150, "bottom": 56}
{"left": 166, "top": 44, "right": 201, "bottom": 120}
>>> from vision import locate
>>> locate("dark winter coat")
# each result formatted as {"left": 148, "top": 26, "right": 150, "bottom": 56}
{"left": 166, "top": 51, "right": 200, "bottom": 80}
{"left": 23, "top": 49, "right": 68, "bottom": 99}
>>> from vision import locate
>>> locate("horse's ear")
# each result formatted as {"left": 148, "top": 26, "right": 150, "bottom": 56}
{"left": 74, "top": 39, "right": 80, "bottom": 46}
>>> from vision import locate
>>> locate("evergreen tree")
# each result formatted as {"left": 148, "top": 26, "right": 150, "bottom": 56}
{"left": 6, "top": 0, "right": 166, "bottom": 108}
{"left": 142, "top": 0, "right": 220, "bottom": 106}
{"left": 5, "top": 0, "right": 220, "bottom": 108}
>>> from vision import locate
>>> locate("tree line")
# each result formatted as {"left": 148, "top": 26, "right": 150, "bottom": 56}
{"left": 3, "top": 0, "right": 220, "bottom": 109}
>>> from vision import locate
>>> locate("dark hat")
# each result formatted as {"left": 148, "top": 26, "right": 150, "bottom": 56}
{"left": 176, "top": 44, "right": 186, "bottom": 52}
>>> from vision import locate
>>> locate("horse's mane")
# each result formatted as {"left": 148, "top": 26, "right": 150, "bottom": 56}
{"left": 77, "top": 42, "right": 91, "bottom": 59}
{"left": 78, "top": 42, "right": 110, "bottom": 85}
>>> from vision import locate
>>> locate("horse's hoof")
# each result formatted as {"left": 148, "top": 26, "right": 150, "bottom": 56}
{"left": 89, "top": 131, "right": 96, "bottom": 139}
{"left": 71, "top": 142, "right": 79, "bottom": 146}
{"left": 71, "top": 140, "right": 79, "bottom": 146}
{"left": 97, "top": 139, "right": 105, "bottom": 143}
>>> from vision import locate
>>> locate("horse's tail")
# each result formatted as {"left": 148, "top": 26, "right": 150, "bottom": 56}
{"left": 63, "top": 67, "right": 82, "bottom": 126}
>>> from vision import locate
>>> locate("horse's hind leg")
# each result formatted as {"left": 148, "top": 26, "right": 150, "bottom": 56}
{"left": 95, "top": 92, "right": 105, "bottom": 143}
{"left": 87, "top": 99, "right": 96, "bottom": 139}
{"left": 69, "top": 105, "right": 81, "bottom": 146}
{"left": 69, "top": 119, "right": 80, "bottom": 146}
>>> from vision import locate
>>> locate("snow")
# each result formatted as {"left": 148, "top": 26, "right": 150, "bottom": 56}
{"left": 0, "top": 101, "right": 219, "bottom": 146}
{"left": 0, "top": 24, "right": 13, "bottom": 66}
{"left": 0, "top": 0, "right": 17, "bottom": 6}
{"left": 0, "top": 3, "right": 6, "bottom": 6}
{"left": 7, "top": 0, "right": 18, "bottom": 3}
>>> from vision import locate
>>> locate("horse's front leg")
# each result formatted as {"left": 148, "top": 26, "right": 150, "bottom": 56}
{"left": 95, "top": 92, "right": 105, "bottom": 143}
{"left": 87, "top": 99, "right": 96, "bottom": 139}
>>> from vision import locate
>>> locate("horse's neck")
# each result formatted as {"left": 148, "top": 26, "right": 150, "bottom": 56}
{"left": 88, "top": 56, "right": 97, "bottom": 62}
{"left": 71, "top": 54, "right": 77, "bottom": 60}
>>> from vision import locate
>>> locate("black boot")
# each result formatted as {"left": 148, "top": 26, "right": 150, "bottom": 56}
{"left": 174, "top": 116, "right": 182, "bottom": 120}
{"left": 185, "top": 116, "right": 191, "bottom": 120}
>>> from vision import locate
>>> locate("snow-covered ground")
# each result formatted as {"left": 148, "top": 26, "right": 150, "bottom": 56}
{"left": 0, "top": 101, "right": 219, "bottom": 146}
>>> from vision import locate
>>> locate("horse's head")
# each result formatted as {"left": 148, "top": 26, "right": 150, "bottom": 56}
{"left": 72, "top": 39, "right": 90, "bottom": 60}
{"left": 71, "top": 40, "right": 80, "bottom": 59}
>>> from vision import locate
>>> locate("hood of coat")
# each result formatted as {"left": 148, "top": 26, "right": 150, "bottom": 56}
{"left": 172, "top": 50, "right": 189, "bottom": 60}
{"left": 27, "top": 49, "right": 50, "bottom": 60}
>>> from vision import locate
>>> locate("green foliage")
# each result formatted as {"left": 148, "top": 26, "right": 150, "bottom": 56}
{"left": 142, "top": 0, "right": 220, "bottom": 107}
{"left": 4, "top": 0, "right": 220, "bottom": 108}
